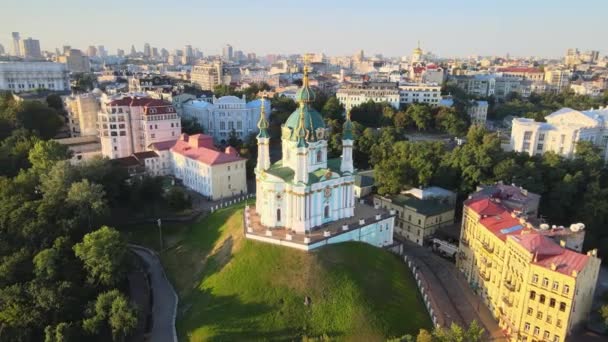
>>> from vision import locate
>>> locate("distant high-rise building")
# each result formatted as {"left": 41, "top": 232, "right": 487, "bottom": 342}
{"left": 160, "top": 48, "right": 169, "bottom": 58}
{"left": 0, "top": 44, "right": 5, "bottom": 55}
{"left": 19, "top": 38, "right": 41, "bottom": 59}
{"left": 130, "top": 45, "right": 137, "bottom": 56}
{"left": 117, "top": 49, "right": 125, "bottom": 57}
{"left": 183, "top": 45, "right": 193, "bottom": 57}
{"left": 97, "top": 45, "right": 107, "bottom": 58}
{"left": 143, "top": 43, "right": 151, "bottom": 57}
{"left": 57, "top": 49, "right": 90, "bottom": 73}
{"left": 234, "top": 50, "right": 245, "bottom": 63}
{"left": 152, "top": 47, "right": 159, "bottom": 58}
{"left": 87, "top": 45, "right": 97, "bottom": 57}
{"left": 11, "top": 32, "right": 21, "bottom": 57}
{"left": 62, "top": 45, "right": 71, "bottom": 54}
{"left": 222, "top": 44, "right": 233, "bottom": 61}
{"left": 247, "top": 52, "right": 257, "bottom": 63}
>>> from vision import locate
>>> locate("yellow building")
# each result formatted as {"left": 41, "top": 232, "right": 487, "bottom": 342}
{"left": 457, "top": 195, "right": 601, "bottom": 342}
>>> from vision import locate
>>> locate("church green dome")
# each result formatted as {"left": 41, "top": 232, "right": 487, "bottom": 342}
{"left": 284, "top": 105, "right": 325, "bottom": 139}
{"left": 295, "top": 84, "right": 316, "bottom": 103}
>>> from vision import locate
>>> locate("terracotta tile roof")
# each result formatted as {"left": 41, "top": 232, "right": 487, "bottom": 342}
{"left": 467, "top": 197, "right": 589, "bottom": 275}
{"left": 170, "top": 134, "right": 244, "bottom": 166}
{"left": 511, "top": 234, "right": 589, "bottom": 275}
{"left": 466, "top": 197, "right": 531, "bottom": 241}
{"left": 149, "top": 140, "right": 178, "bottom": 151}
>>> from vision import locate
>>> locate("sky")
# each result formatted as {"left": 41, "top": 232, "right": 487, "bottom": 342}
{"left": 1, "top": 0, "right": 607, "bottom": 58}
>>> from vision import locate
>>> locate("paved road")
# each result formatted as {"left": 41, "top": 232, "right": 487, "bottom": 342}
{"left": 131, "top": 245, "right": 178, "bottom": 342}
{"left": 401, "top": 241, "right": 507, "bottom": 341}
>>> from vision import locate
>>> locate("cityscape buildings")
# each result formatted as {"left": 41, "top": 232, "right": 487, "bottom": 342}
{"left": 457, "top": 184, "right": 601, "bottom": 342}
{"left": 0, "top": 61, "right": 69, "bottom": 92}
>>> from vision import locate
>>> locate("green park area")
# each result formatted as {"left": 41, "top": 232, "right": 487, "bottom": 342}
{"left": 125, "top": 204, "right": 432, "bottom": 341}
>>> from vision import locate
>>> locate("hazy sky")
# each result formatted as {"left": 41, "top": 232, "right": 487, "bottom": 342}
{"left": 1, "top": 0, "right": 606, "bottom": 58}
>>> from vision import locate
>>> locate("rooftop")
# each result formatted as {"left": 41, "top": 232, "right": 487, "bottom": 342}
{"left": 264, "top": 158, "right": 344, "bottom": 185}
{"left": 171, "top": 133, "right": 244, "bottom": 166}
{"left": 381, "top": 194, "right": 453, "bottom": 216}
{"left": 510, "top": 234, "right": 589, "bottom": 275}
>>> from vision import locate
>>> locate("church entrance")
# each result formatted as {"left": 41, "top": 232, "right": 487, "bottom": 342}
{"left": 324, "top": 205, "right": 330, "bottom": 219}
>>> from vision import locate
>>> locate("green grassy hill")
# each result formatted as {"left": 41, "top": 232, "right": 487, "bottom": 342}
{"left": 127, "top": 204, "right": 432, "bottom": 341}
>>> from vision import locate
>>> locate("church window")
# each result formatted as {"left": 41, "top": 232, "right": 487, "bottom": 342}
{"left": 316, "top": 150, "right": 322, "bottom": 163}
{"left": 277, "top": 208, "right": 281, "bottom": 222}
{"left": 324, "top": 205, "right": 330, "bottom": 219}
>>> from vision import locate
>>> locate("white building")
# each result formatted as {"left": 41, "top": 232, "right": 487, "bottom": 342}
{"left": 468, "top": 100, "right": 488, "bottom": 125}
{"left": 181, "top": 95, "right": 271, "bottom": 143}
{"left": 510, "top": 107, "right": 608, "bottom": 159}
{"left": 545, "top": 69, "right": 572, "bottom": 93}
{"left": 570, "top": 83, "right": 603, "bottom": 97}
{"left": 336, "top": 82, "right": 400, "bottom": 110}
{"left": 398, "top": 83, "right": 442, "bottom": 107}
{"left": 0, "top": 62, "right": 70, "bottom": 92}
{"left": 55, "top": 135, "right": 102, "bottom": 165}
{"left": 98, "top": 95, "right": 181, "bottom": 159}
{"left": 246, "top": 63, "right": 395, "bottom": 251}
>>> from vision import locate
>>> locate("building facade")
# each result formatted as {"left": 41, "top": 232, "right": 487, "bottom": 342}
{"left": 456, "top": 187, "right": 601, "bottom": 342}
{"left": 57, "top": 49, "right": 90, "bottom": 73}
{"left": 336, "top": 82, "right": 400, "bottom": 110}
{"left": 65, "top": 93, "right": 100, "bottom": 137}
{"left": 399, "top": 83, "right": 442, "bottom": 107}
{"left": 374, "top": 187, "right": 456, "bottom": 245}
{"left": 468, "top": 100, "right": 489, "bottom": 125}
{"left": 98, "top": 95, "right": 181, "bottom": 159}
{"left": 191, "top": 61, "right": 223, "bottom": 90}
{"left": 510, "top": 107, "right": 608, "bottom": 160}
{"left": 181, "top": 95, "right": 271, "bottom": 143}
{"left": 0, "top": 62, "right": 70, "bottom": 92}
{"left": 19, "top": 38, "right": 41, "bottom": 59}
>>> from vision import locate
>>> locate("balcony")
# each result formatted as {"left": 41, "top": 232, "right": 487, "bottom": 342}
{"left": 480, "top": 271, "right": 490, "bottom": 281}
{"left": 483, "top": 258, "right": 493, "bottom": 268}
{"left": 504, "top": 281, "right": 517, "bottom": 292}
{"left": 502, "top": 296, "right": 513, "bottom": 307}
{"left": 482, "top": 241, "right": 494, "bottom": 253}
{"left": 460, "top": 239, "right": 469, "bottom": 247}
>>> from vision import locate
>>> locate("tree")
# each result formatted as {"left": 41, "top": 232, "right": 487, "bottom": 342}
{"left": 67, "top": 179, "right": 108, "bottom": 230}
{"left": 435, "top": 107, "right": 467, "bottom": 136}
{"left": 416, "top": 329, "right": 433, "bottom": 342}
{"left": 433, "top": 321, "right": 484, "bottom": 342}
{"left": 600, "top": 304, "right": 608, "bottom": 327}
{"left": 407, "top": 104, "right": 433, "bottom": 131}
{"left": 321, "top": 96, "right": 344, "bottom": 121}
{"left": 181, "top": 117, "right": 204, "bottom": 134}
{"left": 108, "top": 295, "right": 138, "bottom": 341}
{"left": 73, "top": 226, "right": 127, "bottom": 286}
{"left": 29, "top": 140, "right": 71, "bottom": 173}
{"left": 227, "top": 128, "right": 242, "bottom": 148}
{"left": 46, "top": 94, "right": 64, "bottom": 112}
{"left": 394, "top": 110, "right": 413, "bottom": 130}
{"left": 15, "top": 101, "right": 64, "bottom": 139}
{"left": 165, "top": 187, "right": 191, "bottom": 211}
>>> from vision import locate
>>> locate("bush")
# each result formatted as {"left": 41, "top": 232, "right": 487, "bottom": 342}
{"left": 165, "top": 187, "right": 192, "bottom": 211}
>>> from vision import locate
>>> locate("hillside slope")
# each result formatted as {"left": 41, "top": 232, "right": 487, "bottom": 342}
{"left": 158, "top": 205, "right": 431, "bottom": 341}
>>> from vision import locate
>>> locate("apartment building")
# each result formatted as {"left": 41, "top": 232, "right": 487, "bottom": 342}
{"left": 456, "top": 187, "right": 600, "bottom": 342}
{"left": 65, "top": 92, "right": 100, "bottom": 137}
{"left": 468, "top": 100, "right": 489, "bottom": 125}
{"left": 191, "top": 61, "right": 223, "bottom": 90}
{"left": 399, "top": 83, "right": 442, "bottom": 107}
{"left": 98, "top": 95, "right": 181, "bottom": 159}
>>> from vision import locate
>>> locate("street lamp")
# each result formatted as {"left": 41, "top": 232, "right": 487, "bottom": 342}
{"left": 157, "top": 218, "right": 163, "bottom": 251}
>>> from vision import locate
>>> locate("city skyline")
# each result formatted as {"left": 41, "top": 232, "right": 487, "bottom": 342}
{"left": 1, "top": 0, "right": 607, "bottom": 58}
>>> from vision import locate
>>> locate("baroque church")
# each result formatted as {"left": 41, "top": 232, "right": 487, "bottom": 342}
{"left": 246, "top": 57, "right": 395, "bottom": 251}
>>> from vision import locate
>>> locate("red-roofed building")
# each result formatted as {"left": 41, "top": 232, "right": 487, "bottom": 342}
{"left": 148, "top": 133, "right": 247, "bottom": 199}
{"left": 98, "top": 94, "right": 181, "bottom": 159}
{"left": 498, "top": 67, "right": 544, "bottom": 81}
{"left": 457, "top": 188, "right": 600, "bottom": 341}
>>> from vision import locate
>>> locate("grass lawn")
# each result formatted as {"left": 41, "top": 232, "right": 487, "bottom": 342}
{"left": 125, "top": 204, "right": 432, "bottom": 341}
